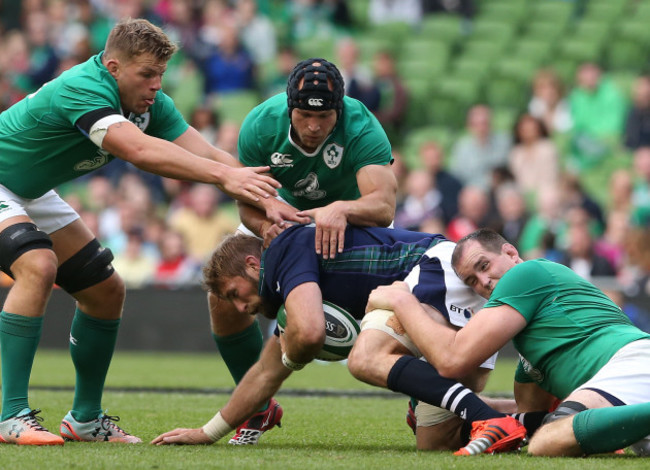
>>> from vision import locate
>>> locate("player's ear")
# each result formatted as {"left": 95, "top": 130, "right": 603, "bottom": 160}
{"left": 503, "top": 243, "right": 519, "bottom": 259}
{"left": 244, "top": 254, "right": 261, "bottom": 272}
{"left": 104, "top": 57, "right": 121, "bottom": 78}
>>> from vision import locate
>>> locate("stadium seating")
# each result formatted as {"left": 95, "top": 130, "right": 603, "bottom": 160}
{"left": 212, "top": 91, "right": 261, "bottom": 125}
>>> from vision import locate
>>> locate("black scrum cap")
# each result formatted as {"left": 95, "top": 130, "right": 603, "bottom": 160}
{"left": 287, "top": 58, "right": 344, "bottom": 118}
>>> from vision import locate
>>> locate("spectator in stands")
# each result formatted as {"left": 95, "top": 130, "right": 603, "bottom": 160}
{"left": 13, "top": 9, "right": 60, "bottom": 93}
{"left": 624, "top": 75, "right": 650, "bottom": 151}
{"left": 608, "top": 168, "right": 634, "bottom": 214}
{"left": 369, "top": 0, "right": 422, "bottom": 26}
{"left": 262, "top": 46, "right": 298, "bottom": 99}
{"left": 288, "top": 0, "right": 339, "bottom": 41}
{"left": 528, "top": 68, "right": 572, "bottom": 135}
{"left": 394, "top": 169, "right": 443, "bottom": 232}
{"left": 0, "top": 31, "right": 30, "bottom": 110}
{"left": 488, "top": 183, "right": 529, "bottom": 249}
{"left": 518, "top": 185, "right": 565, "bottom": 259}
{"left": 594, "top": 209, "right": 630, "bottom": 275}
{"left": 446, "top": 186, "right": 490, "bottom": 242}
{"left": 621, "top": 227, "right": 650, "bottom": 332}
{"left": 449, "top": 104, "right": 511, "bottom": 191}
{"left": 198, "top": 22, "right": 256, "bottom": 98}
{"left": 111, "top": 227, "right": 158, "bottom": 289}
{"left": 558, "top": 206, "right": 616, "bottom": 281}
{"left": 631, "top": 146, "right": 650, "bottom": 226}
{"left": 508, "top": 113, "right": 560, "bottom": 200}
{"left": 372, "top": 49, "right": 408, "bottom": 141}
{"left": 568, "top": 62, "right": 627, "bottom": 170}
{"left": 153, "top": 228, "right": 202, "bottom": 289}
{"left": 190, "top": 106, "right": 220, "bottom": 144}
{"left": 235, "top": 0, "right": 277, "bottom": 66}
{"left": 214, "top": 121, "right": 241, "bottom": 158}
{"left": 168, "top": 184, "right": 239, "bottom": 263}
{"left": 336, "top": 37, "right": 381, "bottom": 112}
{"left": 559, "top": 173, "right": 605, "bottom": 232}
{"left": 418, "top": 140, "right": 461, "bottom": 224}
{"left": 195, "top": 0, "right": 236, "bottom": 49}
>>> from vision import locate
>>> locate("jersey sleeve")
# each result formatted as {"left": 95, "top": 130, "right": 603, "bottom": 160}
{"left": 485, "top": 261, "right": 552, "bottom": 323}
{"left": 54, "top": 79, "right": 119, "bottom": 127}
{"left": 346, "top": 108, "right": 393, "bottom": 174}
{"left": 262, "top": 228, "right": 320, "bottom": 302}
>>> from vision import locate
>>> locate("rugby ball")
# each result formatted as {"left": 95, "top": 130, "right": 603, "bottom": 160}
{"left": 276, "top": 301, "right": 360, "bottom": 362}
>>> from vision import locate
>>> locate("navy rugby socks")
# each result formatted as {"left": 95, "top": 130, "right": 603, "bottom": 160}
{"left": 387, "top": 356, "right": 504, "bottom": 424}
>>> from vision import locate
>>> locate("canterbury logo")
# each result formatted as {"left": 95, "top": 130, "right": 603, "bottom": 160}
{"left": 308, "top": 98, "right": 323, "bottom": 106}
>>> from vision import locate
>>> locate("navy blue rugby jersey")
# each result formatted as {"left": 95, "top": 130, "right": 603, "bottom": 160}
{"left": 259, "top": 225, "right": 447, "bottom": 319}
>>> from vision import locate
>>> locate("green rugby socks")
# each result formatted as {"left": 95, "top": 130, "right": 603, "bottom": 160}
{"left": 213, "top": 319, "right": 264, "bottom": 384}
{"left": 0, "top": 311, "right": 43, "bottom": 420}
{"left": 573, "top": 402, "right": 650, "bottom": 454}
{"left": 213, "top": 319, "right": 268, "bottom": 412}
{"left": 69, "top": 309, "right": 120, "bottom": 422}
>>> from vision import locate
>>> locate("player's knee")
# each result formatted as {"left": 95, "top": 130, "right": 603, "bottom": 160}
{"left": 55, "top": 239, "right": 115, "bottom": 294}
{"left": 15, "top": 250, "right": 59, "bottom": 288}
{"left": 347, "top": 337, "right": 372, "bottom": 380}
{"left": 0, "top": 222, "right": 56, "bottom": 282}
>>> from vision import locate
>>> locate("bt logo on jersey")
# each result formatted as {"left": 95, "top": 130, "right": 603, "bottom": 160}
{"left": 307, "top": 98, "right": 323, "bottom": 106}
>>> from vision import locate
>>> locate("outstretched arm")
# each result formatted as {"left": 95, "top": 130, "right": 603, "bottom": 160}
{"left": 151, "top": 338, "right": 291, "bottom": 445}
{"left": 102, "top": 122, "right": 280, "bottom": 208}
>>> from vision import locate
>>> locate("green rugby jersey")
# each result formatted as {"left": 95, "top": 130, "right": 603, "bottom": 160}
{"left": 238, "top": 93, "right": 392, "bottom": 210}
{"left": 486, "top": 259, "right": 650, "bottom": 399}
{"left": 0, "top": 53, "right": 188, "bottom": 199}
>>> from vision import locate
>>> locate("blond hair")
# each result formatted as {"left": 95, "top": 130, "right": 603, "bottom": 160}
{"left": 202, "top": 234, "right": 263, "bottom": 294}
{"left": 105, "top": 18, "right": 177, "bottom": 62}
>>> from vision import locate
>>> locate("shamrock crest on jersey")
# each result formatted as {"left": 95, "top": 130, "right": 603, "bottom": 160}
{"left": 323, "top": 143, "right": 343, "bottom": 169}
{"left": 129, "top": 113, "right": 151, "bottom": 131}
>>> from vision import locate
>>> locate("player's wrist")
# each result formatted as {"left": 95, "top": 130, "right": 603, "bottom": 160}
{"left": 202, "top": 411, "right": 234, "bottom": 442}
{"left": 282, "top": 352, "right": 307, "bottom": 371}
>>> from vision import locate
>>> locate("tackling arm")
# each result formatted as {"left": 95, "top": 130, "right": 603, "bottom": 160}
{"left": 366, "top": 282, "right": 527, "bottom": 378}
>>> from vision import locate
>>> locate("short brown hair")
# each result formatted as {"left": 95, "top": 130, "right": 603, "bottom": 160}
{"left": 202, "top": 234, "right": 263, "bottom": 294}
{"left": 451, "top": 228, "right": 507, "bottom": 269}
{"left": 105, "top": 18, "right": 177, "bottom": 62}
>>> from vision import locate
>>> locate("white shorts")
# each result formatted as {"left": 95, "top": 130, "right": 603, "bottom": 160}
{"left": 575, "top": 338, "right": 650, "bottom": 405}
{"left": 0, "top": 185, "right": 79, "bottom": 234}
{"left": 415, "top": 401, "right": 457, "bottom": 427}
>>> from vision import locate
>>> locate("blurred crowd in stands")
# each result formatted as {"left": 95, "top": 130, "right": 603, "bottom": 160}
{"left": 0, "top": 0, "right": 649, "bottom": 330}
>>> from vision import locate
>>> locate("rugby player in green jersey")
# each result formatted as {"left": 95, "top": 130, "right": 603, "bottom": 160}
{"left": 0, "top": 18, "right": 292, "bottom": 446}
{"left": 367, "top": 228, "right": 650, "bottom": 457}
{"left": 207, "top": 58, "right": 397, "bottom": 444}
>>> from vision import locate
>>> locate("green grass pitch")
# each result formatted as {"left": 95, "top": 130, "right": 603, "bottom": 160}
{"left": 0, "top": 350, "right": 646, "bottom": 469}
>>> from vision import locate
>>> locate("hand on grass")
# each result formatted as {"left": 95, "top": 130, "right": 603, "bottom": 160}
{"left": 151, "top": 427, "right": 213, "bottom": 445}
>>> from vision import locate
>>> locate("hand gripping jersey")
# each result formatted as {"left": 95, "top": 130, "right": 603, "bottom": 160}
{"left": 0, "top": 53, "right": 188, "bottom": 199}
{"left": 237, "top": 93, "right": 392, "bottom": 210}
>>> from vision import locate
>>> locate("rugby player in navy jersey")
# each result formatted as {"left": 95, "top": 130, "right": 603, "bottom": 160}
{"left": 152, "top": 225, "right": 536, "bottom": 452}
